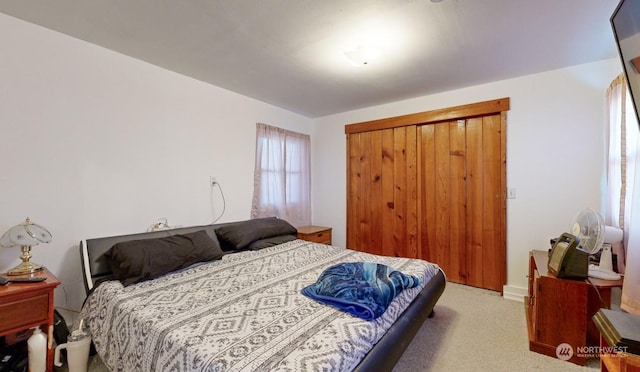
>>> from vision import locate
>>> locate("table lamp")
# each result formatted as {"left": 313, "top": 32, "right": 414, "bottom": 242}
{"left": 0, "top": 218, "right": 52, "bottom": 275}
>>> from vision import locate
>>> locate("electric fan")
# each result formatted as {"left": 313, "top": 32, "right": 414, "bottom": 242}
{"left": 571, "top": 208, "right": 623, "bottom": 280}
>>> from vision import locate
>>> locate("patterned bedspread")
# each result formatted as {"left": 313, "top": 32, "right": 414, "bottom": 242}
{"left": 81, "top": 239, "right": 442, "bottom": 372}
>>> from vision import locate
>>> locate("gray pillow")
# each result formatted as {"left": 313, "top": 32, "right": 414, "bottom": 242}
{"left": 105, "top": 230, "right": 224, "bottom": 286}
{"left": 215, "top": 217, "right": 297, "bottom": 251}
{"left": 247, "top": 234, "right": 297, "bottom": 250}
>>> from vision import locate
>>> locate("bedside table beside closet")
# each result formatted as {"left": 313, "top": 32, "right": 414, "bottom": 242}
{"left": 525, "top": 250, "right": 623, "bottom": 365}
{"left": 0, "top": 268, "right": 61, "bottom": 372}
{"left": 297, "top": 226, "right": 332, "bottom": 245}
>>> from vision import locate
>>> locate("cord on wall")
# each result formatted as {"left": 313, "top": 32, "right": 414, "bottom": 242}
{"left": 210, "top": 181, "right": 226, "bottom": 224}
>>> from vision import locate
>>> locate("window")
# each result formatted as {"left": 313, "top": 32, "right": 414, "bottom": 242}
{"left": 250, "top": 123, "right": 311, "bottom": 227}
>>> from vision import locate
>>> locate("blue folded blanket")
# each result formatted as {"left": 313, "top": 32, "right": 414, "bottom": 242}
{"left": 301, "top": 262, "right": 420, "bottom": 320}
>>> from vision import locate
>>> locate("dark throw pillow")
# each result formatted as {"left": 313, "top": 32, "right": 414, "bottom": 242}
{"left": 105, "top": 229, "right": 224, "bottom": 286}
{"left": 247, "top": 234, "right": 297, "bottom": 251}
{"left": 214, "top": 217, "right": 297, "bottom": 251}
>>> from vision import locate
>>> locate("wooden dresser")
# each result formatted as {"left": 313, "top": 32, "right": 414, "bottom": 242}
{"left": 525, "top": 250, "right": 623, "bottom": 365}
{"left": 0, "top": 268, "right": 61, "bottom": 371}
{"left": 297, "top": 226, "right": 332, "bottom": 245}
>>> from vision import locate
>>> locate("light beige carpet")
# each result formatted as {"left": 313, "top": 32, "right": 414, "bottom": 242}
{"left": 393, "top": 282, "right": 598, "bottom": 372}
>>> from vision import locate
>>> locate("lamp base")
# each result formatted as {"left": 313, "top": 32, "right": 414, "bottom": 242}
{"left": 7, "top": 261, "right": 43, "bottom": 276}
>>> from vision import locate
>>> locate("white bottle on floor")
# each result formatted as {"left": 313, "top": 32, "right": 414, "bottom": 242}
{"left": 28, "top": 326, "right": 47, "bottom": 372}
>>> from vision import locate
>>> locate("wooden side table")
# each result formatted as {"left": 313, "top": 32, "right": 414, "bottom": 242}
{"left": 297, "top": 226, "right": 332, "bottom": 245}
{"left": 525, "top": 250, "right": 623, "bottom": 365}
{"left": 0, "top": 268, "right": 61, "bottom": 372}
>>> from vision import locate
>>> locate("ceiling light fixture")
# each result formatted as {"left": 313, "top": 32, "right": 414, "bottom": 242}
{"left": 344, "top": 44, "right": 382, "bottom": 66}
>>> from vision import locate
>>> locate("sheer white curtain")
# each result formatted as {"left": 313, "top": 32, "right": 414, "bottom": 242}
{"left": 607, "top": 75, "right": 640, "bottom": 314}
{"left": 606, "top": 75, "right": 632, "bottom": 272}
{"left": 250, "top": 123, "right": 311, "bottom": 227}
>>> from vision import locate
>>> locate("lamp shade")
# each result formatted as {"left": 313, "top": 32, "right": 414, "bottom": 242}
{"left": 1, "top": 218, "right": 52, "bottom": 275}
{"left": 0, "top": 218, "right": 52, "bottom": 248}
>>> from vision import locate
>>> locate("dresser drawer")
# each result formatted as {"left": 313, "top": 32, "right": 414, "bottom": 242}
{"left": 0, "top": 292, "right": 49, "bottom": 332}
{"left": 297, "top": 226, "right": 332, "bottom": 245}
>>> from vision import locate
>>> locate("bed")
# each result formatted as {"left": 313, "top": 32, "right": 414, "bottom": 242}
{"left": 79, "top": 218, "right": 446, "bottom": 372}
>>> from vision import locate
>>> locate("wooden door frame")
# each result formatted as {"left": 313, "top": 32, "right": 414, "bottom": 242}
{"left": 345, "top": 98, "right": 510, "bottom": 134}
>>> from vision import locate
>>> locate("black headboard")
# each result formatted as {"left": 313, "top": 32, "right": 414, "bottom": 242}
{"left": 79, "top": 221, "right": 239, "bottom": 295}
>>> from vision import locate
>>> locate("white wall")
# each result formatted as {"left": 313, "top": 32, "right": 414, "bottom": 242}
{"left": 0, "top": 13, "right": 313, "bottom": 318}
{"left": 312, "top": 58, "right": 622, "bottom": 298}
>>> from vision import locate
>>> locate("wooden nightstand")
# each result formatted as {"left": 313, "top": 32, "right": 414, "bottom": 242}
{"left": 525, "top": 250, "right": 623, "bottom": 365}
{"left": 0, "top": 268, "right": 61, "bottom": 372}
{"left": 297, "top": 226, "right": 332, "bottom": 245}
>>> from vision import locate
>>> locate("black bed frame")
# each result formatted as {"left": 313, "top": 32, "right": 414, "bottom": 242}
{"left": 80, "top": 222, "right": 446, "bottom": 371}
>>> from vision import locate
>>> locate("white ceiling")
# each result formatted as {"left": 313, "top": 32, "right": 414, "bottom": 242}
{"left": 0, "top": 0, "right": 622, "bottom": 118}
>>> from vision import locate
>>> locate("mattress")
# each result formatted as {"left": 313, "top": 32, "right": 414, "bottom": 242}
{"left": 81, "top": 239, "right": 442, "bottom": 372}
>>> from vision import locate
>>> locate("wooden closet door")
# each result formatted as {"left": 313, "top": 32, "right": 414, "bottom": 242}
{"left": 466, "top": 113, "right": 506, "bottom": 291}
{"left": 418, "top": 114, "right": 505, "bottom": 291}
{"left": 418, "top": 121, "right": 466, "bottom": 284}
{"left": 346, "top": 127, "right": 418, "bottom": 257}
{"left": 346, "top": 98, "right": 508, "bottom": 292}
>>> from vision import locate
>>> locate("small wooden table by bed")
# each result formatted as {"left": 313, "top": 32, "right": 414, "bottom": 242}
{"left": 0, "top": 268, "right": 61, "bottom": 372}
{"left": 297, "top": 225, "right": 332, "bottom": 245}
{"left": 525, "top": 250, "right": 623, "bottom": 365}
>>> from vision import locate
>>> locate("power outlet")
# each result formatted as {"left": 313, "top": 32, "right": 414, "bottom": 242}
{"left": 210, "top": 176, "right": 218, "bottom": 186}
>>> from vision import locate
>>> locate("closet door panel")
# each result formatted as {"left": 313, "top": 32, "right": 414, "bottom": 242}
{"left": 391, "top": 126, "right": 418, "bottom": 257}
{"left": 433, "top": 123, "right": 454, "bottom": 281}
{"left": 347, "top": 133, "right": 361, "bottom": 250}
{"left": 405, "top": 126, "right": 419, "bottom": 258}
{"left": 370, "top": 130, "right": 383, "bottom": 255}
{"left": 464, "top": 114, "right": 505, "bottom": 290}
{"left": 381, "top": 129, "right": 396, "bottom": 257}
{"left": 359, "top": 132, "right": 372, "bottom": 254}
{"left": 449, "top": 121, "right": 467, "bottom": 283}
{"left": 419, "top": 117, "right": 505, "bottom": 288}
{"left": 466, "top": 117, "right": 485, "bottom": 288}
{"left": 346, "top": 128, "right": 418, "bottom": 257}
{"left": 481, "top": 114, "right": 506, "bottom": 291}
{"left": 419, "top": 125, "right": 437, "bottom": 263}
{"left": 393, "top": 127, "right": 408, "bottom": 256}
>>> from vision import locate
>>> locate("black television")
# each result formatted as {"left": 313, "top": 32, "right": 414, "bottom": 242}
{"left": 611, "top": 0, "right": 640, "bottom": 128}
{"left": 548, "top": 233, "right": 589, "bottom": 279}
